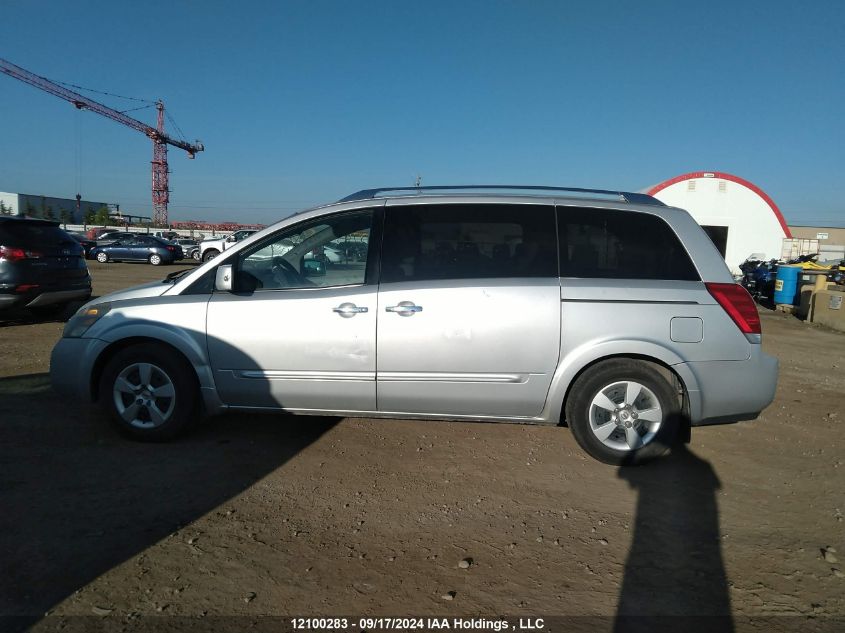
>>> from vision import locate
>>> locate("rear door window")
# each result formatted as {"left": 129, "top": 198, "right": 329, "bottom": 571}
{"left": 381, "top": 204, "right": 557, "bottom": 282}
{"left": 557, "top": 207, "right": 700, "bottom": 281}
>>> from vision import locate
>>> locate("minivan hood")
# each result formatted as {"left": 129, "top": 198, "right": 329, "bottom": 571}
{"left": 93, "top": 280, "right": 171, "bottom": 304}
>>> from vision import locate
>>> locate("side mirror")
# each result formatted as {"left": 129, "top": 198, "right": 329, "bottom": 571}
{"left": 215, "top": 264, "right": 233, "bottom": 291}
{"left": 226, "top": 235, "right": 236, "bottom": 243}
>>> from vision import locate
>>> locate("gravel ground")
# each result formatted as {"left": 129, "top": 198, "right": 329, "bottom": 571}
{"left": 1, "top": 261, "right": 843, "bottom": 631}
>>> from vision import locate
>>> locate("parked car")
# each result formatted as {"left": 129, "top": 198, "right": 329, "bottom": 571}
{"left": 333, "top": 240, "right": 369, "bottom": 261}
{"left": 1, "top": 217, "right": 91, "bottom": 317}
{"left": 173, "top": 238, "right": 200, "bottom": 260}
{"left": 85, "top": 227, "right": 121, "bottom": 240}
{"left": 200, "top": 229, "right": 257, "bottom": 262}
{"left": 152, "top": 230, "right": 180, "bottom": 241}
{"left": 51, "top": 185, "right": 778, "bottom": 465}
{"left": 89, "top": 235, "right": 183, "bottom": 265}
{"left": 67, "top": 232, "right": 98, "bottom": 259}
{"left": 95, "top": 231, "right": 138, "bottom": 246}
{"left": 305, "top": 244, "right": 342, "bottom": 264}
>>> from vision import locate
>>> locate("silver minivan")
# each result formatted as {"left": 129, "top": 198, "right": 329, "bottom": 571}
{"left": 50, "top": 186, "right": 778, "bottom": 464}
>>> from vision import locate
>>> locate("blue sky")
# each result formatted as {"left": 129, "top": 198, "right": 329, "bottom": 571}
{"left": 1, "top": 1, "right": 843, "bottom": 225}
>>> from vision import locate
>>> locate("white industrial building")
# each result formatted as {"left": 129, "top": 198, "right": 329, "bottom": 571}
{"left": 0, "top": 190, "right": 110, "bottom": 223}
{"left": 646, "top": 171, "right": 792, "bottom": 273}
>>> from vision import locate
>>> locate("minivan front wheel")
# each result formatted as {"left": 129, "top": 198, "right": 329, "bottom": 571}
{"left": 100, "top": 344, "right": 198, "bottom": 441}
{"left": 566, "top": 359, "right": 679, "bottom": 465}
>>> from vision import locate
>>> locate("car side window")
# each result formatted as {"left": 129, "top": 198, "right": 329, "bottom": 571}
{"left": 557, "top": 207, "right": 700, "bottom": 281}
{"left": 235, "top": 210, "right": 374, "bottom": 292}
{"left": 380, "top": 204, "right": 557, "bottom": 283}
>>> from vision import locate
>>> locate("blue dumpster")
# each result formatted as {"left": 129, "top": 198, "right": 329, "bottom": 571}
{"left": 774, "top": 265, "right": 801, "bottom": 305}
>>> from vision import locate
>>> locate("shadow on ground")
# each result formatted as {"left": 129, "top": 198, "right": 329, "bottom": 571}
{"left": 615, "top": 443, "right": 733, "bottom": 632}
{"left": 0, "top": 373, "right": 337, "bottom": 630}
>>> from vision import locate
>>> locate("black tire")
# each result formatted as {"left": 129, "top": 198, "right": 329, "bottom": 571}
{"left": 99, "top": 343, "right": 199, "bottom": 441}
{"left": 565, "top": 359, "right": 680, "bottom": 466}
{"left": 202, "top": 249, "right": 219, "bottom": 262}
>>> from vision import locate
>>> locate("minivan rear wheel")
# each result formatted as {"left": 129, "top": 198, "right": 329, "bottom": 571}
{"left": 566, "top": 359, "right": 679, "bottom": 465}
{"left": 99, "top": 344, "right": 198, "bottom": 441}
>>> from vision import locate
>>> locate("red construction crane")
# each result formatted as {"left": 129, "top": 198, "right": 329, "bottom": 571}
{"left": 0, "top": 57, "right": 204, "bottom": 225}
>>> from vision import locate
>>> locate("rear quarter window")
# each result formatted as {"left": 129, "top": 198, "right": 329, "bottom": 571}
{"left": 557, "top": 207, "right": 700, "bottom": 281}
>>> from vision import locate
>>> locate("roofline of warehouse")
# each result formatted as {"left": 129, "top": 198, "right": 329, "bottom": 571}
{"left": 646, "top": 171, "right": 793, "bottom": 239}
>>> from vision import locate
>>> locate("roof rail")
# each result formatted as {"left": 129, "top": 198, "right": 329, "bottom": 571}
{"left": 339, "top": 185, "right": 664, "bottom": 206}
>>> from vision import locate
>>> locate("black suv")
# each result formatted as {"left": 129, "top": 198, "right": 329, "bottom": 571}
{"left": 0, "top": 217, "right": 92, "bottom": 317}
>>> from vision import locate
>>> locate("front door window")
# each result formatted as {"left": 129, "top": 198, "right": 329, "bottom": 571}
{"left": 235, "top": 210, "right": 373, "bottom": 292}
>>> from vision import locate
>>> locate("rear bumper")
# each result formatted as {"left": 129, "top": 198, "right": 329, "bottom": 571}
{"left": 26, "top": 288, "right": 91, "bottom": 308}
{"left": 0, "top": 293, "right": 22, "bottom": 309}
{"left": 674, "top": 347, "right": 779, "bottom": 426}
{"left": 0, "top": 287, "right": 91, "bottom": 312}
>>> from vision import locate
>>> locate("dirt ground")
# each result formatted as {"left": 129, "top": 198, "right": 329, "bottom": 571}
{"left": 1, "top": 261, "right": 844, "bottom": 631}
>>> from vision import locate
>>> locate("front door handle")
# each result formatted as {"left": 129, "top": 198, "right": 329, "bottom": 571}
{"left": 333, "top": 302, "right": 368, "bottom": 318}
{"left": 386, "top": 301, "right": 423, "bottom": 316}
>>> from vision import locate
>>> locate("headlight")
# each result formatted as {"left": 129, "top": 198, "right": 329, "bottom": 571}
{"left": 63, "top": 303, "right": 111, "bottom": 338}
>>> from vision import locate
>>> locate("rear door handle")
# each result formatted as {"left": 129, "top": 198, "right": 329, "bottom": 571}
{"left": 333, "top": 302, "right": 368, "bottom": 318}
{"left": 386, "top": 301, "right": 423, "bottom": 316}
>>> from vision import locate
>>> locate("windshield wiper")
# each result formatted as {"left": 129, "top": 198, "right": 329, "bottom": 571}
{"left": 163, "top": 269, "right": 192, "bottom": 283}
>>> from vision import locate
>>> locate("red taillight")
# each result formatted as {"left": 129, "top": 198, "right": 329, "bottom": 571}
{"left": 0, "top": 246, "right": 26, "bottom": 262}
{"left": 15, "top": 284, "right": 40, "bottom": 293}
{"left": 166, "top": 245, "right": 176, "bottom": 251}
{"left": 706, "top": 282, "right": 761, "bottom": 335}
{"left": 0, "top": 246, "right": 44, "bottom": 262}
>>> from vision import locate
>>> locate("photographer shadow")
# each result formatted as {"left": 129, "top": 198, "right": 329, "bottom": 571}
{"left": 614, "top": 442, "right": 734, "bottom": 632}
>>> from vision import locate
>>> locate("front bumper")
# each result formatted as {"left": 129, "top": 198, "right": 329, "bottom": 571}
{"left": 675, "top": 346, "right": 779, "bottom": 426}
{"left": 50, "top": 336, "right": 109, "bottom": 402}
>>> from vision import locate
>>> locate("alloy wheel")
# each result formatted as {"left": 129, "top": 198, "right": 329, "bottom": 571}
{"left": 588, "top": 380, "right": 663, "bottom": 451}
{"left": 112, "top": 362, "right": 176, "bottom": 429}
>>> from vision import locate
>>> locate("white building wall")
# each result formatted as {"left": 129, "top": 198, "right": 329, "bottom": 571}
{"left": 649, "top": 174, "right": 789, "bottom": 274}
{"left": 0, "top": 191, "right": 109, "bottom": 222}
{"left": 0, "top": 191, "right": 19, "bottom": 215}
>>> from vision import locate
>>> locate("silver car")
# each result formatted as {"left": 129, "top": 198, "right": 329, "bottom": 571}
{"left": 50, "top": 186, "right": 778, "bottom": 465}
